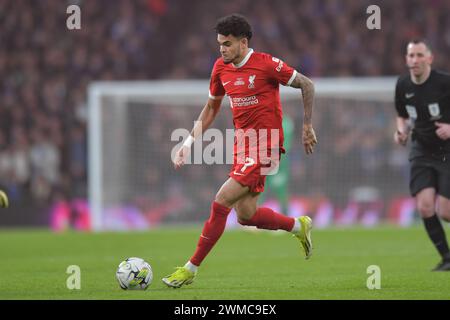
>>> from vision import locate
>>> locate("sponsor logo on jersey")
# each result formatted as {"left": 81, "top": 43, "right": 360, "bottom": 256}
{"left": 234, "top": 78, "right": 245, "bottom": 86}
{"left": 230, "top": 95, "right": 259, "bottom": 107}
{"left": 405, "top": 93, "right": 415, "bottom": 99}
{"left": 272, "top": 56, "right": 283, "bottom": 72}
{"left": 222, "top": 81, "right": 231, "bottom": 86}
{"left": 276, "top": 61, "right": 284, "bottom": 72}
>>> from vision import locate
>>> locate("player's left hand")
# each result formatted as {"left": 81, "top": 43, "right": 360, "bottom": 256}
{"left": 302, "top": 124, "right": 317, "bottom": 155}
{"left": 435, "top": 122, "right": 450, "bottom": 140}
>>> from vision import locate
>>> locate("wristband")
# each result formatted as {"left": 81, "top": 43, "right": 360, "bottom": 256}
{"left": 183, "top": 135, "right": 195, "bottom": 148}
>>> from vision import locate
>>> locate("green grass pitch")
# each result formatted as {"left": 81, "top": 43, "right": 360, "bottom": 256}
{"left": 1, "top": 225, "right": 449, "bottom": 300}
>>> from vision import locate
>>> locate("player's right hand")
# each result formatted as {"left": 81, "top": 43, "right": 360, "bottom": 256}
{"left": 173, "top": 145, "right": 190, "bottom": 169}
{"left": 394, "top": 130, "right": 408, "bottom": 146}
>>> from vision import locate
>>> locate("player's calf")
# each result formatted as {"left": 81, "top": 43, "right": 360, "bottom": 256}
{"left": 238, "top": 207, "right": 294, "bottom": 231}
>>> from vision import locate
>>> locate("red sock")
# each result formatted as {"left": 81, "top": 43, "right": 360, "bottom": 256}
{"left": 239, "top": 207, "right": 294, "bottom": 231}
{"left": 190, "top": 201, "right": 231, "bottom": 266}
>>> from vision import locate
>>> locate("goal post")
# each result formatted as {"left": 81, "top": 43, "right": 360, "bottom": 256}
{"left": 88, "top": 77, "right": 408, "bottom": 231}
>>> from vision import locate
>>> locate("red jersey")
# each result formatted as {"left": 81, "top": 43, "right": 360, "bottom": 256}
{"left": 208, "top": 49, "right": 297, "bottom": 156}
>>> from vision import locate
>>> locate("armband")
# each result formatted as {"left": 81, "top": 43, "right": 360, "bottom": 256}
{"left": 183, "top": 135, "right": 195, "bottom": 148}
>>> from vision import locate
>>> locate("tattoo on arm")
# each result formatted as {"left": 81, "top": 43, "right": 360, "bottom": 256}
{"left": 290, "top": 72, "right": 315, "bottom": 125}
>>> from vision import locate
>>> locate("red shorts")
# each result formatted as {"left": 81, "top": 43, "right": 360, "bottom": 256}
{"left": 229, "top": 152, "right": 282, "bottom": 193}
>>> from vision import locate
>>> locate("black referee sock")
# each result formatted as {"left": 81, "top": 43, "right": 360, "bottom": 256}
{"left": 423, "top": 214, "right": 450, "bottom": 261}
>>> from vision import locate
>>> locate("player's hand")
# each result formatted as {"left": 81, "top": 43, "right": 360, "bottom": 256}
{"left": 435, "top": 122, "right": 450, "bottom": 141}
{"left": 302, "top": 124, "right": 317, "bottom": 155}
{"left": 394, "top": 130, "right": 408, "bottom": 146}
{"left": 173, "top": 145, "right": 190, "bottom": 169}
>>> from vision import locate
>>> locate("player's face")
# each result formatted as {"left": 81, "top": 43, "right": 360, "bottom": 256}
{"left": 406, "top": 43, "right": 433, "bottom": 77}
{"left": 217, "top": 34, "right": 247, "bottom": 64}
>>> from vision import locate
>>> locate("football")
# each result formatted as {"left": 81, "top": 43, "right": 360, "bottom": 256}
{"left": 116, "top": 257, "right": 153, "bottom": 290}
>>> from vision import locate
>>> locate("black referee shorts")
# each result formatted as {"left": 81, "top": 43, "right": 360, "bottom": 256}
{"left": 409, "top": 154, "right": 450, "bottom": 199}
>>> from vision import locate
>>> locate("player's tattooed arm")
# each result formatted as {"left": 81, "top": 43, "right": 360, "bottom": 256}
{"left": 290, "top": 72, "right": 315, "bottom": 125}
{"left": 290, "top": 72, "right": 317, "bottom": 154}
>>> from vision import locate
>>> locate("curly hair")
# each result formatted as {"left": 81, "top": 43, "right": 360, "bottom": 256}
{"left": 214, "top": 13, "right": 252, "bottom": 41}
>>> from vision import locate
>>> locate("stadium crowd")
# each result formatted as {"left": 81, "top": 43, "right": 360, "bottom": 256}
{"left": 1, "top": 0, "right": 449, "bottom": 227}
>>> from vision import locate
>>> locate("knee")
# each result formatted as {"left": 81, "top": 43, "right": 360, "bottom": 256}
{"left": 235, "top": 203, "right": 255, "bottom": 223}
{"left": 236, "top": 209, "right": 254, "bottom": 223}
{"left": 214, "top": 192, "right": 234, "bottom": 209}
{"left": 417, "top": 200, "right": 435, "bottom": 218}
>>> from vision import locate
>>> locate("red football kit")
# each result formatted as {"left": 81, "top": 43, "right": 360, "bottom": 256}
{"left": 208, "top": 49, "right": 297, "bottom": 192}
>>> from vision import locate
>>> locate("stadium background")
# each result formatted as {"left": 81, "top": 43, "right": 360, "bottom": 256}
{"left": 1, "top": 0, "right": 450, "bottom": 230}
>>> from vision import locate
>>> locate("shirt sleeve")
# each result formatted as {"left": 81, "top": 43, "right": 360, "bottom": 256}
{"left": 208, "top": 60, "right": 225, "bottom": 100}
{"left": 395, "top": 77, "right": 409, "bottom": 118}
{"left": 444, "top": 72, "right": 450, "bottom": 93}
{"left": 264, "top": 54, "right": 297, "bottom": 86}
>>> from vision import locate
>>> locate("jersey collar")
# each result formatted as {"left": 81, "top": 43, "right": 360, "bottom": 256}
{"left": 232, "top": 48, "right": 254, "bottom": 68}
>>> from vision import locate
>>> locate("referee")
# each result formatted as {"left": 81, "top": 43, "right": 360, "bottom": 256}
{"left": 394, "top": 39, "right": 450, "bottom": 271}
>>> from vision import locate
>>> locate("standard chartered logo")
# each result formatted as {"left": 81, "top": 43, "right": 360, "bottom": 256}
{"left": 230, "top": 96, "right": 259, "bottom": 108}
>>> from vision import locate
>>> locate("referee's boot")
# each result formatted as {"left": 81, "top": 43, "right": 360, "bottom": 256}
{"left": 432, "top": 259, "right": 450, "bottom": 271}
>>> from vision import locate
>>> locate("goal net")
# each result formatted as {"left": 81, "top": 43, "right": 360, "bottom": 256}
{"left": 88, "top": 78, "right": 415, "bottom": 231}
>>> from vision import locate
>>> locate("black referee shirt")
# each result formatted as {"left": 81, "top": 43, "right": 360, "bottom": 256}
{"left": 395, "top": 69, "right": 450, "bottom": 155}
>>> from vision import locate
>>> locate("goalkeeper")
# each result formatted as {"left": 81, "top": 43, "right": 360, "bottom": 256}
{"left": 258, "top": 115, "right": 294, "bottom": 214}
